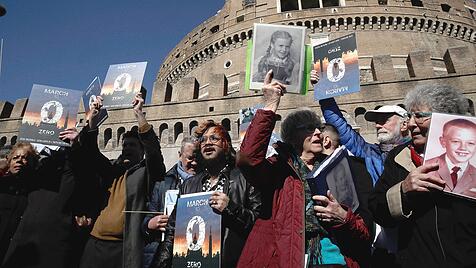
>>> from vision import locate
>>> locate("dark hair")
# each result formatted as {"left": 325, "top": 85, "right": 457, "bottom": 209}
{"left": 122, "top": 130, "right": 143, "bottom": 149}
{"left": 281, "top": 109, "right": 322, "bottom": 149}
{"left": 442, "top": 119, "right": 476, "bottom": 136}
{"left": 322, "top": 123, "right": 340, "bottom": 146}
{"left": 194, "top": 120, "right": 236, "bottom": 167}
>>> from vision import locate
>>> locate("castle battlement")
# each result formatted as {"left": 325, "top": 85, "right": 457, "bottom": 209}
{"left": 1, "top": 0, "right": 475, "bottom": 169}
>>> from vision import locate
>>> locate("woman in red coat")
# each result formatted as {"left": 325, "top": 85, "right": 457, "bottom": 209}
{"left": 237, "top": 71, "right": 370, "bottom": 267}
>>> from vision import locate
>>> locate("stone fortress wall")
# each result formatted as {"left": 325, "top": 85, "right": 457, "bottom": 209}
{"left": 0, "top": 0, "right": 475, "bottom": 169}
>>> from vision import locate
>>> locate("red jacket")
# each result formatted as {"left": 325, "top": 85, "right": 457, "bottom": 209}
{"left": 237, "top": 109, "right": 371, "bottom": 268}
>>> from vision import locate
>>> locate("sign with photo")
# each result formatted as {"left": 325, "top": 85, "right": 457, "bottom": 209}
{"left": 101, "top": 61, "right": 147, "bottom": 108}
{"left": 172, "top": 192, "right": 221, "bottom": 268}
{"left": 424, "top": 113, "right": 476, "bottom": 201}
{"left": 19, "top": 84, "right": 82, "bottom": 147}
{"left": 313, "top": 33, "right": 360, "bottom": 100}
{"left": 250, "top": 23, "right": 306, "bottom": 94}
{"left": 83, "top": 76, "right": 108, "bottom": 126}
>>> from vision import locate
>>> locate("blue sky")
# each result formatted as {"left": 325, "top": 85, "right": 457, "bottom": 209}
{"left": 0, "top": 0, "right": 224, "bottom": 104}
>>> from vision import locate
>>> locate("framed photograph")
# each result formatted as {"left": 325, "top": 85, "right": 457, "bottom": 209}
{"left": 250, "top": 23, "right": 306, "bottom": 94}
{"left": 423, "top": 112, "right": 476, "bottom": 201}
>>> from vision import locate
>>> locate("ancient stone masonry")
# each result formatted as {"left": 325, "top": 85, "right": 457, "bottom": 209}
{"left": 1, "top": 0, "right": 475, "bottom": 168}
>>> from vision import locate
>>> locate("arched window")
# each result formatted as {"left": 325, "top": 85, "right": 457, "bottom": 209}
{"left": 0, "top": 136, "right": 6, "bottom": 148}
{"left": 221, "top": 118, "right": 231, "bottom": 131}
{"left": 468, "top": 99, "right": 475, "bottom": 116}
{"left": 189, "top": 121, "right": 198, "bottom": 136}
{"left": 10, "top": 136, "right": 17, "bottom": 146}
{"left": 104, "top": 128, "right": 112, "bottom": 148}
{"left": 117, "top": 127, "right": 125, "bottom": 146}
{"left": 174, "top": 122, "right": 184, "bottom": 145}
{"left": 159, "top": 123, "right": 169, "bottom": 144}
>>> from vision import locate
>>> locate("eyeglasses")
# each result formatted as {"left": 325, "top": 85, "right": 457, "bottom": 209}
{"left": 408, "top": 111, "right": 432, "bottom": 123}
{"left": 199, "top": 134, "right": 223, "bottom": 145}
{"left": 296, "top": 123, "right": 322, "bottom": 133}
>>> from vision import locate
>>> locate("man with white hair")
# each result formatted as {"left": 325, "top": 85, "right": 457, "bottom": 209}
{"left": 311, "top": 71, "right": 410, "bottom": 184}
{"left": 311, "top": 70, "right": 410, "bottom": 266}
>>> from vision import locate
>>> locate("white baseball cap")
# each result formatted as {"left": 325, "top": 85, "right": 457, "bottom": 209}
{"left": 364, "top": 105, "right": 408, "bottom": 122}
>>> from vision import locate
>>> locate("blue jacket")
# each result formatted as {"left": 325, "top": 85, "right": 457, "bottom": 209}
{"left": 320, "top": 98, "right": 384, "bottom": 185}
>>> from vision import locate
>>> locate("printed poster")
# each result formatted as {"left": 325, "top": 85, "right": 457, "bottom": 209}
{"left": 313, "top": 33, "right": 360, "bottom": 100}
{"left": 101, "top": 61, "right": 147, "bottom": 108}
{"left": 172, "top": 192, "right": 221, "bottom": 268}
{"left": 19, "top": 84, "right": 82, "bottom": 147}
{"left": 83, "top": 76, "right": 108, "bottom": 126}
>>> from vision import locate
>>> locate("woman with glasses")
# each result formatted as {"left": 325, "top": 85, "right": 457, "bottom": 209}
{"left": 369, "top": 84, "right": 476, "bottom": 267}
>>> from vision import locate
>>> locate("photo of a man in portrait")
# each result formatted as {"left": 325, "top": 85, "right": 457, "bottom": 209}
{"left": 424, "top": 113, "right": 476, "bottom": 200}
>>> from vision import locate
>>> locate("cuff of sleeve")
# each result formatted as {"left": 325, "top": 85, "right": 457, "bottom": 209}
{"left": 386, "top": 181, "right": 412, "bottom": 219}
{"left": 331, "top": 206, "right": 353, "bottom": 229}
{"left": 222, "top": 199, "right": 239, "bottom": 217}
{"left": 139, "top": 123, "right": 152, "bottom": 134}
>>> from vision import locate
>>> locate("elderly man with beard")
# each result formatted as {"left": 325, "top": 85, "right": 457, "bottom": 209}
{"left": 156, "top": 120, "right": 261, "bottom": 268}
{"left": 311, "top": 70, "right": 410, "bottom": 266}
{"left": 311, "top": 70, "right": 410, "bottom": 185}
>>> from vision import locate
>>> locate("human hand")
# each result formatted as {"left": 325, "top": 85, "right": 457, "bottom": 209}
{"left": 147, "top": 214, "right": 169, "bottom": 232}
{"left": 87, "top": 96, "right": 103, "bottom": 129}
{"left": 401, "top": 162, "right": 445, "bottom": 193}
{"left": 310, "top": 70, "right": 320, "bottom": 85}
{"left": 132, "top": 92, "right": 144, "bottom": 116}
{"left": 75, "top": 215, "right": 93, "bottom": 228}
{"left": 59, "top": 128, "right": 79, "bottom": 145}
{"left": 312, "top": 190, "right": 347, "bottom": 225}
{"left": 209, "top": 191, "right": 230, "bottom": 213}
{"left": 261, "top": 70, "right": 286, "bottom": 113}
{"left": 132, "top": 93, "right": 147, "bottom": 128}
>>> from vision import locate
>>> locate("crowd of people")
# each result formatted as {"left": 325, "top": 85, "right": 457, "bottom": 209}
{"left": 0, "top": 69, "right": 475, "bottom": 268}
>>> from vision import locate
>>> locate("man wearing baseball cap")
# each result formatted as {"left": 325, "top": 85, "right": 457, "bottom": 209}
{"left": 311, "top": 71, "right": 410, "bottom": 185}
{"left": 311, "top": 71, "right": 410, "bottom": 267}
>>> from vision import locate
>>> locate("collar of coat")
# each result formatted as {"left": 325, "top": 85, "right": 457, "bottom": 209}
{"left": 394, "top": 146, "right": 417, "bottom": 172}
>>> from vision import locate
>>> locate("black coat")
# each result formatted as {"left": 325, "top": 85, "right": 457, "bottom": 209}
{"left": 79, "top": 124, "right": 166, "bottom": 268}
{"left": 143, "top": 164, "right": 182, "bottom": 268}
{"left": 1, "top": 149, "right": 81, "bottom": 268}
{"left": 369, "top": 144, "right": 476, "bottom": 268}
{"left": 0, "top": 175, "right": 28, "bottom": 264}
{"left": 157, "top": 167, "right": 261, "bottom": 268}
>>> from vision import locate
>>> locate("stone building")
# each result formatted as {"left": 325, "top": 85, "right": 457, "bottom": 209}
{"left": 0, "top": 0, "right": 475, "bottom": 168}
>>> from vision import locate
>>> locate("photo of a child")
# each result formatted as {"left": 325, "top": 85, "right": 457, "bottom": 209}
{"left": 250, "top": 23, "right": 305, "bottom": 94}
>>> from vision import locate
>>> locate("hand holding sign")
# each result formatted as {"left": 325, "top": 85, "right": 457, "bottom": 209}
{"left": 262, "top": 70, "right": 286, "bottom": 113}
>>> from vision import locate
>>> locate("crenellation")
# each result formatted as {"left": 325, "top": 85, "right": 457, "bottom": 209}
{"left": 444, "top": 46, "right": 476, "bottom": 74}
{"left": 0, "top": 101, "right": 13, "bottom": 119}
{"left": 371, "top": 55, "right": 397, "bottom": 81}
{"left": 1, "top": 0, "right": 476, "bottom": 169}
{"left": 406, "top": 50, "right": 435, "bottom": 78}
{"left": 10, "top": 98, "right": 28, "bottom": 118}
{"left": 208, "top": 73, "right": 229, "bottom": 98}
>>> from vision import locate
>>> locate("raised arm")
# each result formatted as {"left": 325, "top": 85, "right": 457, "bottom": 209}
{"left": 237, "top": 70, "right": 285, "bottom": 188}
{"left": 133, "top": 93, "right": 166, "bottom": 194}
